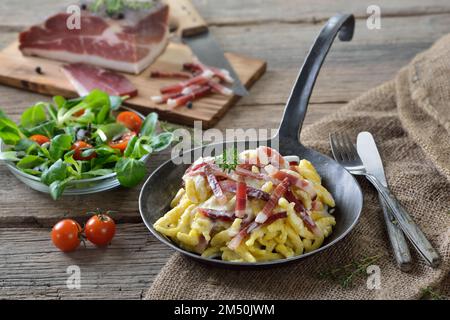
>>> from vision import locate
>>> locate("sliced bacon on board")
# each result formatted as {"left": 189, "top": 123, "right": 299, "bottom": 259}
{"left": 160, "top": 70, "right": 213, "bottom": 94}
{"left": 183, "top": 62, "right": 234, "bottom": 83}
{"left": 151, "top": 92, "right": 182, "bottom": 104}
{"left": 208, "top": 80, "right": 233, "bottom": 96}
{"left": 61, "top": 63, "right": 138, "bottom": 97}
{"left": 20, "top": 3, "right": 170, "bottom": 74}
{"left": 150, "top": 70, "right": 192, "bottom": 79}
{"left": 167, "top": 85, "right": 212, "bottom": 109}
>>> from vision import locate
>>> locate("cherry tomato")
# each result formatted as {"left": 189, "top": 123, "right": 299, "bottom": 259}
{"left": 116, "top": 111, "right": 142, "bottom": 133}
{"left": 108, "top": 131, "right": 136, "bottom": 153}
{"left": 51, "top": 219, "right": 82, "bottom": 252}
{"left": 85, "top": 213, "right": 116, "bottom": 247}
{"left": 29, "top": 134, "right": 50, "bottom": 145}
{"left": 72, "top": 140, "right": 96, "bottom": 161}
{"left": 73, "top": 109, "right": 85, "bottom": 117}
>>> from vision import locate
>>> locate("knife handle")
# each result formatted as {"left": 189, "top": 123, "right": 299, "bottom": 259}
{"left": 378, "top": 194, "right": 413, "bottom": 271}
{"left": 366, "top": 174, "right": 441, "bottom": 268}
{"left": 166, "top": 0, "right": 208, "bottom": 37}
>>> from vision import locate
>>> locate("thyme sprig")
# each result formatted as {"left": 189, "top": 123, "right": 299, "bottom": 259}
{"left": 215, "top": 147, "right": 239, "bottom": 173}
{"left": 420, "top": 286, "right": 448, "bottom": 300}
{"left": 89, "top": 0, "right": 154, "bottom": 17}
{"left": 317, "top": 254, "right": 382, "bottom": 288}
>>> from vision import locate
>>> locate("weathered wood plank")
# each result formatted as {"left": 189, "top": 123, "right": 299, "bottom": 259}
{"left": 0, "top": 98, "right": 343, "bottom": 226}
{"left": 208, "top": 14, "right": 450, "bottom": 104}
{"left": 1, "top": 14, "right": 449, "bottom": 106}
{"left": 1, "top": 0, "right": 450, "bottom": 28}
{"left": 0, "top": 224, "right": 172, "bottom": 299}
{"left": 1, "top": 0, "right": 449, "bottom": 300}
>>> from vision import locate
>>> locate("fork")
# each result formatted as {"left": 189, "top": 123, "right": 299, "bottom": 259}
{"left": 329, "top": 132, "right": 441, "bottom": 268}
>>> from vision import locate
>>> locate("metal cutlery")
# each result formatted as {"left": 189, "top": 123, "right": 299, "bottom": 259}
{"left": 330, "top": 132, "right": 441, "bottom": 268}
{"left": 356, "top": 132, "right": 412, "bottom": 271}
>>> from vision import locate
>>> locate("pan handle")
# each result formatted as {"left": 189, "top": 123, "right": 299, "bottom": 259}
{"left": 277, "top": 13, "right": 355, "bottom": 142}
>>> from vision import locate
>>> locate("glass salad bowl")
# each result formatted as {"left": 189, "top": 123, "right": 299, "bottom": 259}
{"left": 0, "top": 106, "right": 150, "bottom": 196}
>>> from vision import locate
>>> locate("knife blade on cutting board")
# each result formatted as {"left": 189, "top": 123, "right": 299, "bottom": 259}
{"left": 166, "top": 0, "right": 249, "bottom": 96}
{"left": 357, "top": 131, "right": 413, "bottom": 271}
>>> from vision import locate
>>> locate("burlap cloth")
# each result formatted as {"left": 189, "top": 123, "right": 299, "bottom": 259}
{"left": 145, "top": 34, "right": 450, "bottom": 300}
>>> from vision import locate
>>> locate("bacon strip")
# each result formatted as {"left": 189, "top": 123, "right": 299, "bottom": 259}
{"left": 204, "top": 165, "right": 228, "bottom": 205}
{"left": 167, "top": 85, "right": 212, "bottom": 109}
{"left": 151, "top": 91, "right": 182, "bottom": 104}
{"left": 255, "top": 178, "right": 290, "bottom": 223}
{"left": 271, "top": 170, "right": 316, "bottom": 198}
{"left": 235, "top": 178, "right": 247, "bottom": 218}
{"left": 209, "top": 80, "right": 233, "bottom": 96}
{"left": 219, "top": 180, "right": 270, "bottom": 201}
{"left": 198, "top": 208, "right": 235, "bottom": 222}
{"left": 228, "top": 211, "right": 287, "bottom": 250}
{"left": 181, "top": 84, "right": 202, "bottom": 95}
{"left": 150, "top": 70, "right": 192, "bottom": 79}
{"left": 186, "top": 163, "right": 234, "bottom": 181}
{"left": 284, "top": 189, "right": 322, "bottom": 237}
{"left": 160, "top": 70, "right": 213, "bottom": 94}
{"left": 235, "top": 166, "right": 273, "bottom": 181}
{"left": 183, "top": 62, "right": 234, "bottom": 83}
{"left": 256, "top": 146, "right": 288, "bottom": 169}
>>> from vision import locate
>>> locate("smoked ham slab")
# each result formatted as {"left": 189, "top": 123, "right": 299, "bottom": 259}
{"left": 19, "top": 1, "right": 169, "bottom": 74}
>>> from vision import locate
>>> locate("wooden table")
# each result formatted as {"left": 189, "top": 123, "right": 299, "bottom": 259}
{"left": 1, "top": 0, "right": 450, "bottom": 299}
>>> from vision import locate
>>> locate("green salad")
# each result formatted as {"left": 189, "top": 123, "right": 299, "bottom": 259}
{"left": 0, "top": 89, "right": 173, "bottom": 199}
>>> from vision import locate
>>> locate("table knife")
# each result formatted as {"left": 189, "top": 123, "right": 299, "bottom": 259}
{"left": 356, "top": 132, "right": 413, "bottom": 271}
{"left": 167, "top": 0, "right": 249, "bottom": 96}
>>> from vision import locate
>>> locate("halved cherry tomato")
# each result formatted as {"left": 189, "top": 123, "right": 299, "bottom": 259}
{"left": 108, "top": 131, "right": 136, "bottom": 153}
{"left": 73, "top": 109, "right": 85, "bottom": 117}
{"left": 51, "top": 219, "right": 82, "bottom": 252}
{"left": 85, "top": 212, "right": 116, "bottom": 247}
{"left": 29, "top": 134, "right": 50, "bottom": 145}
{"left": 72, "top": 140, "right": 96, "bottom": 161}
{"left": 116, "top": 111, "right": 142, "bottom": 133}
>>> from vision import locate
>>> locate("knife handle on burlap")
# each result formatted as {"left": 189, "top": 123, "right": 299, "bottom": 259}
{"left": 378, "top": 195, "right": 413, "bottom": 271}
{"left": 166, "top": 0, "right": 208, "bottom": 37}
{"left": 366, "top": 175, "right": 441, "bottom": 268}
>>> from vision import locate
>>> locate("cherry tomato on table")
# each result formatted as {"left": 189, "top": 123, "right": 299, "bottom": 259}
{"left": 29, "top": 134, "right": 50, "bottom": 145}
{"left": 51, "top": 219, "right": 82, "bottom": 252}
{"left": 108, "top": 131, "right": 136, "bottom": 153}
{"left": 73, "top": 109, "right": 85, "bottom": 117}
{"left": 116, "top": 111, "right": 142, "bottom": 133}
{"left": 72, "top": 140, "right": 96, "bottom": 161}
{"left": 85, "top": 212, "right": 116, "bottom": 246}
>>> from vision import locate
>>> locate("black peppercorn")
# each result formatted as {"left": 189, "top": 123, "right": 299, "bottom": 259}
{"left": 35, "top": 66, "right": 43, "bottom": 75}
{"left": 186, "top": 101, "right": 193, "bottom": 109}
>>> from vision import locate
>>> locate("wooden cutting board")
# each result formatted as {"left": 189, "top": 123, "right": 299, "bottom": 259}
{"left": 0, "top": 41, "right": 266, "bottom": 128}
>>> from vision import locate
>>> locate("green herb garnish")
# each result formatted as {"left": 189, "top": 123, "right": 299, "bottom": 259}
{"left": 215, "top": 147, "right": 239, "bottom": 173}
{"left": 317, "top": 254, "right": 382, "bottom": 288}
{"left": 420, "top": 286, "right": 448, "bottom": 300}
{"left": 89, "top": 0, "right": 154, "bottom": 17}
